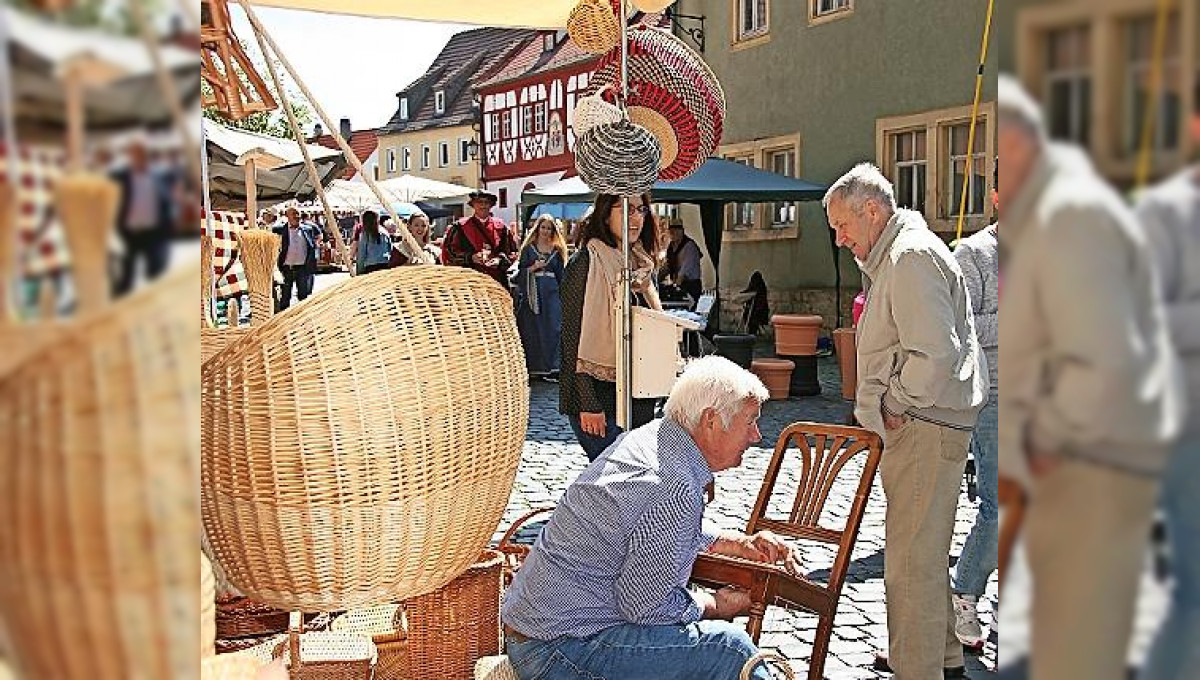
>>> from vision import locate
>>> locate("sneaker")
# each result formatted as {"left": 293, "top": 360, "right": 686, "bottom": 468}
{"left": 872, "top": 653, "right": 965, "bottom": 678}
{"left": 952, "top": 593, "right": 986, "bottom": 649}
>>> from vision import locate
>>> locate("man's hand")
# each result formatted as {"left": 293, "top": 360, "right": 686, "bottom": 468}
{"left": 883, "top": 410, "right": 907, "bottom": 431}
{"left": 710, "top": 531, "right": 803, "bottom": 575}
{"left": 712, "top": 586, "right": 752, "bottom": 620}
{"left": 579, "top": 412, "right": 607, "bottom": 438}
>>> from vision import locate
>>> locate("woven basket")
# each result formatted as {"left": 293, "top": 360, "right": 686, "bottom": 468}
{"left": 273, "top": 628, "right": 376, "bottom": 680}
{"left": 202, "top": 266, "right": 529, "bottom": 612}
{"left": 626, "top": 81, "right": 703, "bottom": 181}
{"left": 204, "top": 554, "right": 218, "bottom": 659}
{"left": 406, "top": 550, "right": 504, "bottom": 680}
{"left": 0, "top": 260, "right": 199, "bottom": 679}
{"left": 575, "top": 120, "right": 661, "bottom": 196}
{"left": 740, "top": 651, "right": 795, "bottom": 679}
{"left": 496, "top": 507, "right": 555, "bottom": 588}
{"left": 217, "top": 597, "right": 293, "bottom": 641}
{"left": 567, "top": 0, "right": 620, "bottom": 54}
{"left": 330, "top": 604, "right": 408, "bottom": 680}
{"left": 235, "top": 229, "right": 281, "bottom": 325}
{"left": 572, "top": 84, "right": 623, "bottom": 138}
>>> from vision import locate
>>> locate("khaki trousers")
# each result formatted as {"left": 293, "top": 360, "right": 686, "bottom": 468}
{"left": 882, "top": 418, "right": 971, "bottom": 679}
{"left": 1026, "top": 458, "right": 1158, "bottom": 680}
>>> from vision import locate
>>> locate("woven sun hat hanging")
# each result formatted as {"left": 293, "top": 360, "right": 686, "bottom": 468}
{"left": 572, "top": 84, "right": 623, "bottom": 137}
{"left": 567, "top": 0, "right": 621, "bottom": 54}
{"left": 589, "top": 26, "right": 726, "bottom": 181}
{"left": 575, "top": 119, "right": 662, "bottom": 196}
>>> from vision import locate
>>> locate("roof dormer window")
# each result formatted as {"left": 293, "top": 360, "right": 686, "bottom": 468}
{"left": 399, "top": 96, "right": 409, "bottom": 120}
{"left": 435, "top": 90, "right": 446, "bottom": 115}
{"left": 543, "top": 32, "right": 556, "bottom": 52}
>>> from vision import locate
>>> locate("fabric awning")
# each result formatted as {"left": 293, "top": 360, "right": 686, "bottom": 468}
{"left": 245, "top": 0, "right": 577, "bottom": 28}
{"left": 204, "top": 118, "right": 347, "bottom": 210}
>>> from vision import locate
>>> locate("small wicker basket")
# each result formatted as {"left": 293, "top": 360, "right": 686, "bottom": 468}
{"left": 273, "top": 627, "right": 377, "bottom": 680}
{"left": 329, "top": 604, "right": 409, "bottom": 680}
{"left": 567, "top": 0, "right": 621, "bottom": 54}
{"left": 406, "top": 550, "right": 505, "bottom": 680}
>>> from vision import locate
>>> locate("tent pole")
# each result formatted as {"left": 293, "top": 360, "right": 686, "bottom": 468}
{"left": 953, "top": 0, "right": 994, "bottom": 242}
{"left": 235, "top": 0, "right": 431, "bottom": 266}
{"left": 618, "top": 0, "right": 633, "bottom": 431}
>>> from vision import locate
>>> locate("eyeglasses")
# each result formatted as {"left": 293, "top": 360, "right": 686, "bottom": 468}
{"left": 614, "top": 203, "right": 651, "bottom": 217}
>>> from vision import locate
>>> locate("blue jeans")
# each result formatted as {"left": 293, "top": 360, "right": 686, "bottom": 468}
{"left": 568, "top": 413, "right": 622, "bottom": 462}
{"left": 504, "top": 621, "right": 771, "bottom": 680}
{"left": 953, "top": 399, "right": 998, "bottom": 597}
{"left": 1142, "top": 438, "right": 1200, "bottom": 680}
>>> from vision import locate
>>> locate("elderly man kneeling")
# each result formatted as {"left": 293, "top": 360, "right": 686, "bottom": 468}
{"left": 501, "top": 356, "right": 801, "bottom": 680}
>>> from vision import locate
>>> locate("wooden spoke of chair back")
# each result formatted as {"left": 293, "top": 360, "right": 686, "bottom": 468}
{"left": 747, "top": 422, "right": 882, "bottom": 589}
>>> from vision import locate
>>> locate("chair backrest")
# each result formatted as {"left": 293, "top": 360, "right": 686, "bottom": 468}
{"left": 746, "top": 422, "right": 882, "bottom": 595}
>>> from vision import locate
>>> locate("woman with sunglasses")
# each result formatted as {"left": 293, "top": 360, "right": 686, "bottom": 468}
{"left": 559, "top": 193, "right": 662, "bottom": 461}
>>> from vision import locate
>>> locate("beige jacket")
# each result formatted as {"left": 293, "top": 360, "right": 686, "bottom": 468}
{"left": 999, "top": 145, "right": 1182, "bottom": 479}
{"left": 854, "top": 209, "right": 988, "bottom": 436}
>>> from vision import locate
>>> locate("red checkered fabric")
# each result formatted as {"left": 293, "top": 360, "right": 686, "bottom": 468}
{"left": 0, "top": 143, "right": 74, "bottom": 278}
{"left": 202, "top": 208, "right": 249, "bottom": 299}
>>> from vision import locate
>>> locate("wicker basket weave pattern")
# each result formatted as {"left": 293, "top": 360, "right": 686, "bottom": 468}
{"left": 567, "top": 0, "right": 621, "bottom": 54}
{"left": 406, "top": 550, "right": 504, "bottom": 680}
{"left": 202, "top": 266, "right": 529, "bottom": 612}
{"left": 575, "top": 120, "right": 661, "bottom": 196}
{"left": 0, "top": 261, "right": 199, "bottom": 679}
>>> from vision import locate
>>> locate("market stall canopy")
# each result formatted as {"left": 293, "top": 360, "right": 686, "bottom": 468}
{"left": 245, "top": 0, "right": 577, "bottom": 28}
{"left": 375, "top": 174, "right": 473, "bottom": 203}
{"left": 204, "top": 118, "right": 347, "bottom": 210}
{"left": 522, "top": 157, "right": 828, "bottom": 205}
{"left": 5, "top": 6, "right": 200, "bottom": 134}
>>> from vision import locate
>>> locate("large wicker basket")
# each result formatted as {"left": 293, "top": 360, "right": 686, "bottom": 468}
{"left": 0, "top": 261, "right": 199, "bottom": 679}
{"left": 202, "top": 266, "right": 529, "bottom": 611}
{"left": 406, "top": 550, "right": 505, "bottom": 680}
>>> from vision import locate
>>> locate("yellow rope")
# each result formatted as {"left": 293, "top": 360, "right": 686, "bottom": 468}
{"left": 955, "top": 0, "right": 995, "bottom": 243}
{"left": 1134, "top": 0, "right": 1174, "bottom": 192}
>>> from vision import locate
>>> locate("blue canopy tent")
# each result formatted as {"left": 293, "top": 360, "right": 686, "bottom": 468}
{"left": 527, "top": 202, "right": 591, "bottom": 221}
{"left": 522, "top": 158, "right": 829, "bottom": 330}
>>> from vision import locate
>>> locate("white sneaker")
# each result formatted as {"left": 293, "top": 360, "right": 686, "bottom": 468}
{"left": 952, "top": 594, "right": 985, "bottom": 648}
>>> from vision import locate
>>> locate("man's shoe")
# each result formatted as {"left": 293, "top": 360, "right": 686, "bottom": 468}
{"left": 952, "top": 593, "right": 986, "bottom": 649}
{"left": 872, "top": 653, "right": 965, "bottom": 678}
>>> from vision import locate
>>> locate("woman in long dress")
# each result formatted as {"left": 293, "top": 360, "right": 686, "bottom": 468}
{"left": 515, "top": 214, "right": 567, "bottom": 379}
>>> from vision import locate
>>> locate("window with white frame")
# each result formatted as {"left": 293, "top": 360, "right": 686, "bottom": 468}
{"left": 736, "top": 0, "right": 768, "bottom": 41}
{"left": 1123, "top": 13, "right": 1181, "bottom": 155}
{"left": 1044, "top": 25, "right": 1092, "bottom": 146}
{"left": 521, "top": 106, "right": 533, "bottom": 136}
{"left": 534, "top": 102, "right": 547, "bottom": 133}
{"left": 490, "top": 114, "right": 501, "bottom": 142}
{"left": 944, "top": 120, "right": 987, "bottom": 218}
{"left": 889, "top": 129, "right": 927, "bottom": 213}
{"left": 439, "top": 142, "right": 450, "bottom": 167}
{"left": 459, "top": 139, "right": 470, "bottom": 164}
{"left": 399, "top": 97, "right": 409, "bottom": 120}
{"left": 421, "top": 145, "right": 430, "bottom": 169}
{"left": 766, "top": 148, "right": 796, "bottom": 226}
{"left": 402, "top": 147, "right": 411, "bottom": 171}
{"left": 435, "top": 90, "right": 446, "bottom": 115}
{"left": 386, "top": 149, "right": 397, "bottom": 173}
{"left": 727, "top": 155, "right": 756, "bottom": 227}
{"left": 502, "top": 110, "right": 512, "bottom": 138}
{"left": 812, "top": 0, "right": 851, "bottom": 19}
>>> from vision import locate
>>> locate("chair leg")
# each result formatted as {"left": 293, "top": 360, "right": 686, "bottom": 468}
{"left": 807, "top": 614, "right": 834, "bottom": 680}
{"left": 746, "top": 600, "right": 767, "bottom": 644}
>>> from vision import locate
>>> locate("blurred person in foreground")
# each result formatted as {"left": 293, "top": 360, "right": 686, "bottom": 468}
{"left": 111, "top": 140, "right": 175, "bottom": 297}
{"left": 502, "top": 356, "right": 800, "bottom": 680}
{"left": 1134, "top": 85, "right": 1200, "bottom": 680}
{"left": 825, "top": 163, "right": 987, "bottom": 679}
{"left": 997, "top": 74, "right": 1182, "bottom": 680}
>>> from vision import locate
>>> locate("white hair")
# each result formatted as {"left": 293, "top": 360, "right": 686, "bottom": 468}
{"left": 664, "top": 356, "right": 769, "bottom": 432}
{"left": 822, "top": 162, "right": 897, "bottom": 214}
{"left": 997, "top": 73, "right": 1046, "bottom": 144}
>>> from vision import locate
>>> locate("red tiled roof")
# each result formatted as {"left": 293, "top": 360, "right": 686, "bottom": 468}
{"left": 312, "top": 129, "right": 379, "bottom": 179}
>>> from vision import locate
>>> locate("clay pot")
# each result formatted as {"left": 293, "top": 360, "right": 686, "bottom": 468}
{"left": 751, "top": 358, "right": 795, "bottom": 400}
{"left": 772, "top": 314, "right": 823, "bottom": 356}
{"left": 833, "top": 328, "right": 857, "bottom": 400}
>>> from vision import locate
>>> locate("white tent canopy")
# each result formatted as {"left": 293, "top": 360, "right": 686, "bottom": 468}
{"left": 204, "top": 118, "right": 347, "bottom": 210}
{"left": 246, "top": 0, "right": 575, "bottom": 28}
{"left": 374, "top": 174, "right": 472, "bottom": 203}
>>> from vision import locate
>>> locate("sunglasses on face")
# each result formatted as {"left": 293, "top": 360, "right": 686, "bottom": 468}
{"left": 614, "top": 203, "right": 650, "bottom": 217}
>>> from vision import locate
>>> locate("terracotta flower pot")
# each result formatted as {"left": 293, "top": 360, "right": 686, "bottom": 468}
{"left": 833, "top": 327, "right": 858, "bottom": 401}
{"left": 750, "top": 358, "right": 795, "bottom": 400}
{"left": 771, "top": 314, "right": 822, "bottom": 356}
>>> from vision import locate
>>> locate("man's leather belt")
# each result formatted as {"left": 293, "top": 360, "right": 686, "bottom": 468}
{"left": 503, "top": 624, "right": 531, "bottom": 643}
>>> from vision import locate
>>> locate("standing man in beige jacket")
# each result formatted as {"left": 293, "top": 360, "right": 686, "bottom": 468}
{"left": 997, "top": 75, "right": 1182, "bottom": 680}
{"left": 825, "top": 163, "right": 988, "bottom": 679}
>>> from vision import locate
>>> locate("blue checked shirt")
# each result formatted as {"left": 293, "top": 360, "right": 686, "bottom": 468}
{"left": 501, "top": 418, "right": 718, "bottom": 640}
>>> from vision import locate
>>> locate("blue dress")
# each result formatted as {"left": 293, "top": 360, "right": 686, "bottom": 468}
{"left": 515, "top": 245, "right": 564, "bottom": 374}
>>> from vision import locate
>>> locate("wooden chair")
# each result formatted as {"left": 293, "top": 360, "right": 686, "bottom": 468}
{"left": 997, "top": 476, "right": 1026, "bottom": 593}
{"left": 691, "top": 422, "right": 882, "bottom": 680}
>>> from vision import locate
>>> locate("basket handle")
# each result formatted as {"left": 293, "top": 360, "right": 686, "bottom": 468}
{"left": 497, "top": 507, "right": 555, "bottom": 549}
{"left": 740, "top": 651, "right": 795, "bottom": 680}
{"left": 287, "top": 612, "right": 305, "bottom": 670}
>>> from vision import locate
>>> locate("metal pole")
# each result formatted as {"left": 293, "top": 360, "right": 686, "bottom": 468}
{"left": 618, "top": 0, "right": 633, "bottom": 430}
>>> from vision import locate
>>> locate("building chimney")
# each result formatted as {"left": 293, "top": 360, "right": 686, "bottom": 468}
{"left": 339, "top": 118, "right": 353, "bottom": 143}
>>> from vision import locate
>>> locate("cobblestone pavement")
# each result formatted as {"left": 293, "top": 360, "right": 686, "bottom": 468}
{"left": 492, "top": 358, "right": 1000, "bottom": 679}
